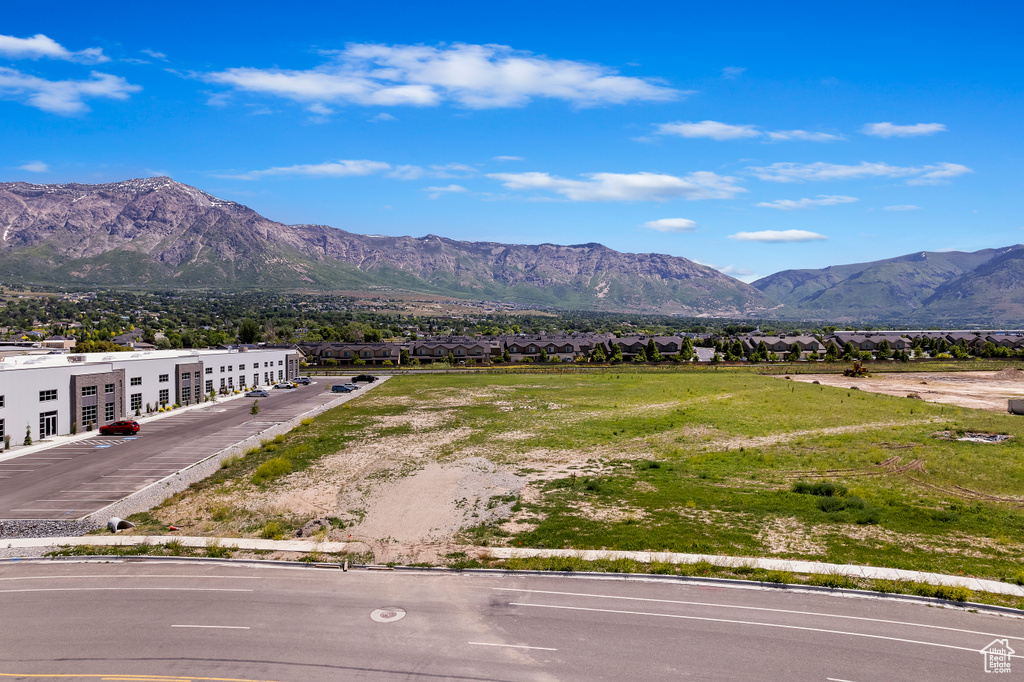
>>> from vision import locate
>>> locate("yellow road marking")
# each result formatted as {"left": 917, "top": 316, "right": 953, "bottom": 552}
{"left": 0, "top": 674, "right": 284, "bottom": 682}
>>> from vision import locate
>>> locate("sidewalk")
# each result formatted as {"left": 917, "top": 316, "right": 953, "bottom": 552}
{"left": 0, "top": 389, "right": 250, "bottom": 464}
{"left": 4, "top": 535, "right": 1023, "bottom": 598}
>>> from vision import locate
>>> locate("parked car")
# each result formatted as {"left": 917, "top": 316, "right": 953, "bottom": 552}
{"left": 246, "top": 389, "right": 270, "bottom": 397}
{"left": 274, "top": 382, "right": 296, "bottom": 389}
{"left": 331, "top": 384, "right": 354, "bottom": 393}
{"left": 352, "top": 374, "right": 377, "bottom": 383}
{"left": 294, "top": 377, "right": 313, "bottom": 385}
{"left": 99, "top": 420, "right": 140, "bottom": 436}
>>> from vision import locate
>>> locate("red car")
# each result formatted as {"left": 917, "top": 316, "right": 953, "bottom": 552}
{"left": 99, "top": 420, "right": 140, "bottom": 436}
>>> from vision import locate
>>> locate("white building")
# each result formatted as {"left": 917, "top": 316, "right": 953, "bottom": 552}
{"left": 0, "top": 347, "right": 300, "bottom": 442}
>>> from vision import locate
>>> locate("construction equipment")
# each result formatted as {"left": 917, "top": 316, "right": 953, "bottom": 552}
{"left": 843, "top": 360, "right": 869, "bottom": 377}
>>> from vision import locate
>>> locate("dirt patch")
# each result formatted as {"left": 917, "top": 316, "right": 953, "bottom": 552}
{"left": 570, "top": 501, "right": 648, "bottom": 523}
{"left": 789, "top": 370, "right": 1024, "bottom": 412}
{"left": 757, "top": 517, "right": 827, "bottom": 555}
{"left": 711, "top": 420, "right": 935, "bottom": 451}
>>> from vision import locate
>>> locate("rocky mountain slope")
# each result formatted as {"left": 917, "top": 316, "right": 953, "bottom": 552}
{"left": 0, "top": 177, "right": 775, "bottom": 316}
{"left": 753, "top": 246, "right": 1024, "bottom": 325}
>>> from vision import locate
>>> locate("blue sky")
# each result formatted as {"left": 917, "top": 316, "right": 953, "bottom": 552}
{"left": 2, "top": 1, "right": 1021, "bottom": 282}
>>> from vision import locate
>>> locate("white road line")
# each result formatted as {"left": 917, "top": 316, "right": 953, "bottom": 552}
{"left": 494, "top": 588, "right": 1024, "bottom": 641}
{"left": 61, "top": 491, "right": 134, "bottom": 493}
{"left": 509, "top": 602, "right": 1023, "bottom": 658}
{"left": 171, "top": 624, "right": 250, "bottom": 629}
{"left": 0, "top": 587, "right": 253, "bottom": 593}
{"left": 468, "top": 641, "right": 557, "bottom": 651}
{"left": 0, "top": 469, "right": 33, "bottom": 472}
{"left": 37, "top": 499, "right": 116, "bottom": 502}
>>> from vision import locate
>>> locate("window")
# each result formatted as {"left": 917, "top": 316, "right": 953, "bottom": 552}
{"left": 159, "top": 389, "right": 169, "bottom": 404}
{"left": 205, "top": 367, "right": 213, "bottom": 375}
{"left": 228, "top": 365, "right": 233, "bottom": 372}
{"left": 105, "top": 403, "right": 115, "bottom": 421}
{"left": 159, "top": 374, "right": 169, "bottom": 383}
{"left": 81, "top": 405, "right": 97, "bottom": 425}
{"left": 130, "top": 393, "right": 142, "bottom": 411}
{"left": 194, "top": 386, "right": 202, "bottom": 401}
{"left": 130, "top": 377, "right": 142, "bottom": 386}
{"left": 0, "top": 395, "right": 5, "bottom": 408}
{"left": 81, "top": 386, "right": 97, "bottom": 397}
{"left": 39, "top": 389, "right": 58, "bottom": 402}
{"left": 278, "top": 370, "right": 284, "bottom": 381}
{"left": 220, "top": 366, "right": 225, "bottom": 373}
{"left": 194, "top": 371, "right": 200, "bottom": 380}
{"left": 0, "top": 418, "right": 4, "bottom": 439}
{"left": 239, "top": 376, "right": 246, "bottom": 388}
{"left": 278, "top": 360, "right": 284, "bottom": 366}
{"left": 254, "top": 374, "right": 259, "bottom": 387}
{"left": 205, "top": 380, "right": 214, "bottom": 393}
{"left": 105, "top": 383, "right": 115, "bottom": 394}
{"left": 239, "top": 364, "right": 246, "bottom": 370}
{"left": 181, "top": 373, "right": 189, "bottom": 382}
{"left": 220, "top": 378, "right": 226, "bottom": 389}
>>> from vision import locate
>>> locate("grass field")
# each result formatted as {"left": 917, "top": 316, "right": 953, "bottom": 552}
{"left": 132, "top": 370, "right": 1024, "bottom": 587}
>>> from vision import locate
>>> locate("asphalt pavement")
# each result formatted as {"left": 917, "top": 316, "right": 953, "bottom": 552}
{"left": 0, "top": 561, "right": 1019, "bottom": 681}
{"left": 0, "top": 381, "right": 379, "bottom": 520}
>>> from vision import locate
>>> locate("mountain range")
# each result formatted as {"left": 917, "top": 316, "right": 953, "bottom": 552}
{"left": 0, "top": 177, "right": 774, "bottom": 317}
{"left": 0, "top": 176, "right": 1021, "bottom": 325}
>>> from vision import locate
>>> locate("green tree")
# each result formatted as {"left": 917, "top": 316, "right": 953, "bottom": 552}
{"left": 608, "top": 342, "right": 623, "bottom": 363}
{"left": 364, "top": 328, "right": 383, "bottom": 343}
{"left": 842, "top": 342, "right": 856, "bottom": 360}
{"left": 788, "top": 342, "right": 802, "bottom": 361}
{"left": 250, "top": 400, "right": 260, "bottom": 416}
{"left": 238, "top": 318, "right": 261, "bottom": 344}
{"left": 590, "top": 344, "right": 606, "bottom": 362}
{"left": 633, "top": 347, "right": 648, "bottom": 362}
{"left": 400, "top": 349, "right": 410, "bottom": 365}
{"left": 538, "top": 348, "right": 548, "bottom": 362}
{"left": 503, "top": 348, "right": 511, "bottom": 363}
{"left": 679, "top": 337, "right": 694, "bottom": 362}
{"left": 646, "top": 339, "right": 662, "bottom": 362}
{"left": 876, "top": 340, "right": 891, "bottom": 360}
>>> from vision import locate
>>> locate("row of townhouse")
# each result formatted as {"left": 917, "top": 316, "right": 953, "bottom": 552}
{"left": 0, "top": 347, "right": 300, "bottom": 442}
{"left": 740, "top": 330, "right": 1024, "bottom": 358}
{"left": 299, "top": 333, "right": 704, "bottom": 365}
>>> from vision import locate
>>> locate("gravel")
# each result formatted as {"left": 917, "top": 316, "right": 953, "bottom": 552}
{"left": 0, "top": 519, "right": 98, "bottom": 540}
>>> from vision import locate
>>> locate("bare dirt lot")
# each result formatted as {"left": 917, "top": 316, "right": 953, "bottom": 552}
{"left": 788, "top": 369, "right": 1024, "bottom": 412}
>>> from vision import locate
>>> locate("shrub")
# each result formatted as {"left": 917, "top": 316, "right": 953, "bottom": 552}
{"left": 793, "top": 481, "right": 847, "bottom": 497}
{"left": 251, "top": 456, "right": 291, "bottom": 484}
{"left": 260, "top": 521, "right": 284, "bottom": 540}
{"left": 808, "top": 573, "right": 858, "bottom": 589}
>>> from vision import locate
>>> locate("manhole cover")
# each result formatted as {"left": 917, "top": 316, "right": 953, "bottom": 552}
{"left": 370, "top": 607, "right": 406, "bottom": 623}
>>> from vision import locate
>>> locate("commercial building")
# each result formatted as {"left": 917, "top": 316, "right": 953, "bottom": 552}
{"left": 0, "top": 347, "right": 300, "bottom": 442}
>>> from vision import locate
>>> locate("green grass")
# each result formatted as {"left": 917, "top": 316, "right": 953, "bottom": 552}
{"left": 142, "top": 369, "right": 1024, "bottom": 584}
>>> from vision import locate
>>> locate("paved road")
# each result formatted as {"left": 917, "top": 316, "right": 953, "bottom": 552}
{"left": 0, "top": 561, "right": 1019, "bottom": 681}
{"left": 0, "top": 381, "right": 381, "bottom": 520}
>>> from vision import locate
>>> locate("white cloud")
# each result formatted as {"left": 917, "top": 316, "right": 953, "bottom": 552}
{"left": 306, "top": 102, "right": 334, "bottom": 116}
{"left": 221, "top": 159, "right": 392, "bottom": 180}
{"left": 18, "top": 161, "right": 49, "bottom": 173}
{"left": 488, "top": 170, "right": 745, "bottom": 202}
{"left": 369, "top": 112, "right": 397, "bottom": 122}
{"left": 141, "top": 49, "right": 167, "bottom": 60}
{"left": 424, "top": 184, "right": 469, "bottom": 199}
{"left": 641, "top": 218, "right": 697, "bottom": 232}
{"left": 884, "top": 204, "right": 922, "bottom": 211}
{"left": 729, "top": 229, "right": 828, "bottom": 243}
{"left": 0, "top": 33, "right": 108, "bottom": 63}
{"left": 755, "top": 195, "right": 859, "bottom": 210}
{"left": 493, "top": 155, "right": 524, "bottom": 161}
{"left": 765, "top": 129, "right": 844, "bottom": 142}
{"left": 205, "top": 42, "right": 679, "bottom": 109}
{"left": 747, "top": 160, "right": 972, "bottom": 184}
{"left": 0, "top": 68, "right": 140, "bottom": 114}
{"left": 717, "top": 264, "right": 755, "bottom": 277}
{"left": 656, "top": 120, "right": 760, "bottom": 140}
{"left": 862, "top": 122, "right": 946, "bottom": 138}
{"left": 721, "top": 66, "right": 746, "bottom": 79}
{"left": 656, "top": 120, "right": 842, "bottom": 142}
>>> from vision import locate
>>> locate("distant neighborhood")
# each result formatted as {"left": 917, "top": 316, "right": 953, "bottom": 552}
{"left": 292, "top": 330, "right": 1024, "bottom": 366}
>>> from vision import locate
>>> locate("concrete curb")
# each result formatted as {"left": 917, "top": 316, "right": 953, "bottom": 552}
{"left": 74, "top": 377, "right": 388, "bottom": 524}
{"left": 487, "top": 547, "right": 1024, "bottom": 598}
{"left": 3, "top": 555, "right": 1021, "bottom": 618}
{"left": 5, "top": 531, "right": 1022, "bottom": 599}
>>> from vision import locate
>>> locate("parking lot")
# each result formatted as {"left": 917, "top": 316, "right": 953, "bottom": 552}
{"left": 0, "top": 380, "right": 384, "bottom": 521}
